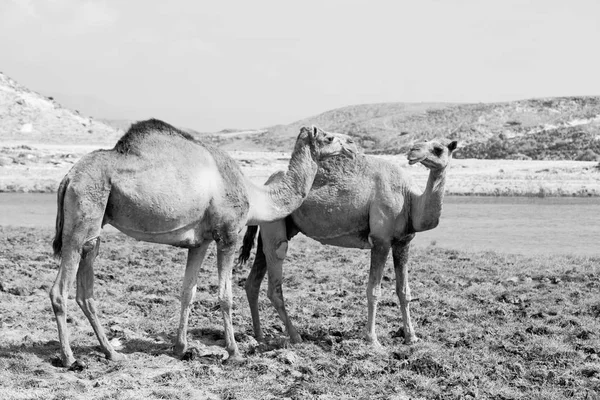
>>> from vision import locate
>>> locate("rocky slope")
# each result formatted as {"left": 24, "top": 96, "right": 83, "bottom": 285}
{"left": 0, "top": 72, "right": 120, "bottom": 146}
{"left": 251, "top": 97, "right": 600, "bottom": 160}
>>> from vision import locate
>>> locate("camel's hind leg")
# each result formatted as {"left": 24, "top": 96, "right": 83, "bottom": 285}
{"left": 174, "top": 241, "right": 211, "bottom": 357}
{"left": 244, "top": 232, "right": 268, "bottom": 342}
{"left": 215, "top": 229, "right": 243, "bottom": 361}
{"left": 76, "top": 237, "right": 124, "bottom": 362}
{"left": 50, "top": 179, "right": 109, "bottom": 367}
{"left": 261, "top": 220, "right": 302, "bottom": 344}
{"left": 50, "top": 243, "right": 82, "bottom": 367}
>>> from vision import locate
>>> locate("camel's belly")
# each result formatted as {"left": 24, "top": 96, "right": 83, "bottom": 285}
{"left": 109, "top": 221, "right": 209, "bottom": 247}
{"left": 291, "top": 197, "right": 371, "bottom": 248}
{"left": 104, "top": 160, "right": 225, "bottom": 239}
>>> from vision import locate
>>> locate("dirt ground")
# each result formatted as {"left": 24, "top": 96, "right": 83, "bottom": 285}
{"left": 1, "top": 143, "right": 599, "bottom": 196}
{"left": 1, "top": 227, "right": 599, "bottom": 399}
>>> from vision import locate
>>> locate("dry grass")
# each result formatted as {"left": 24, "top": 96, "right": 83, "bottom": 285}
{"left": 1, "top": 227, "right": 599, "bottom": 399}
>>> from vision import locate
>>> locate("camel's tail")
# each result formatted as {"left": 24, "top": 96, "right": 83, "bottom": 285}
{"left": 52, "top": 176, "right": 69, "bottom": 259}
{"left": 237, "top": 225, "right": 259, "bottom": 265}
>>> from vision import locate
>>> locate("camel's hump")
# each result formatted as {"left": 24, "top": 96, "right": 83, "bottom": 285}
{"left": 114, "top": 119, "right": 196, "bottom": 155}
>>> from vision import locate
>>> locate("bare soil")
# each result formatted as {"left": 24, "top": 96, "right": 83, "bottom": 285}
{"left": 1, "top": 227, "right": 599, "bottom": 399}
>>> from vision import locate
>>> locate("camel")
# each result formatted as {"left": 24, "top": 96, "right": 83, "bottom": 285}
{"left": 50, "top": 118, "right": 357, "bottom": 367}
{"left": 239, "top": 138, "right": 457, "bottom": 347}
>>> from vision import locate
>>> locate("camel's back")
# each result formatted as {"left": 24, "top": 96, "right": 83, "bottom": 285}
{"left": 103, "top": 119, "right": 249, "bottom": 239}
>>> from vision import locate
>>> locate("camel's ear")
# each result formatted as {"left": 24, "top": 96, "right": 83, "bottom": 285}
{"left": 299, "top": 126, "right": 312, "bottom": 139}
{"left": 447, "top": 140, "right": 458, "bottom": 152}
{"left": 311, "top": 125, "right": 321, "bottom": 139}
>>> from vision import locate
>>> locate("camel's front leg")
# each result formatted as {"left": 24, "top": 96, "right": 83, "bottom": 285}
{"left": 174, "top": 241, "right": 210, "bottom": 357}
{"left": 244, "top": 232, "right": 268, "bottom": 342}
{"left": 76, "top": 238, "right": 124, "bottom": 362}
{"left": 366, "top": 237, "right": 391, "bottom": 347}
{"left": 216, "top": 237, "right": 243, "bottom": 361}
{"left": 262, "top": 221, "right": 302, "bottom": 343}
{"left": 392, "top": 236, "right": 418, "bottom": 344}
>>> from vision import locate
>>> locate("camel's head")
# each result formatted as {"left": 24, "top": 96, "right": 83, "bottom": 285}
{"left": 407, "top": 139, "right": 458, "bottom": 170}
{"left": 298, "top": 126, "right": 359, "bottom": 160}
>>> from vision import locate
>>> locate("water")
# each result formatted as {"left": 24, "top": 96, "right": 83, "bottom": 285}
{"left": 0, "top": 193, "right": 598, "bottom": 256}
{"left": 412, "top": 196, "right": 600, "bottom": 256}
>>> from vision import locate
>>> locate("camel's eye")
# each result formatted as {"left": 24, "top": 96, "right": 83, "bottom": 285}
{"left": 325, "top": 136, "right": 334, "bottom": 144}
{"left": 434, "top": 147, "right": 444, "bottom": 157}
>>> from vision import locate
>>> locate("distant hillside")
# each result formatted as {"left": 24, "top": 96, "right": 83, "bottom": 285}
{"left": 248, "top": 98, "right": 600, "bottom": 160}
{"left": 3, "top": 71, "right": 599, "bottom": 160}
{"left": 0, "top": 72, "right": 120, "bottom": 145}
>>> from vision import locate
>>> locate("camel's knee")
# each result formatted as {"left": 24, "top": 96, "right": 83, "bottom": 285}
{"left": 81, "top": 237, "right": 100, "bottom": 258}
{"left": 275, "top": 241, "right": 288, "bottom": 260}
{"left": 266, "top": 283, "right": 285, "bottom": 308}
{"left": 76, "top": 296, "right": 97, "bottom": 314}
{"left": 396, "top": 287, "right": 412, "bottom": 304}
{"left": 367, "top": 286, "right": 382, "bottom": 303}
{"left": 265, "top": 240, "right": 288, "bottom": 262}
{"left": 396, "top": 278, "right": 412, "bottom": 299}
{"left": 49, "top": 287, "right": 66, "bottom": 314}
{"left": 218, "top": 294, "right": 233, "bottom": 312}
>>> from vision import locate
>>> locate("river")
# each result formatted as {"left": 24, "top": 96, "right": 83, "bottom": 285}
{"left": 0, "top": 193, "right": 598, "bottom": 256}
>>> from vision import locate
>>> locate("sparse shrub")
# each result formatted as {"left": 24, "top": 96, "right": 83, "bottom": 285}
{"left": 575, "top": 149, "right": 600, "bottom": 161}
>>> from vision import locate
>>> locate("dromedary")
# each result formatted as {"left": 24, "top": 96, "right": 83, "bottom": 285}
{"left": 50, "top": 119, "right": 357, "bottom": 367}
{"left": 239, "top": 138, "right": 457, "bottom": 347}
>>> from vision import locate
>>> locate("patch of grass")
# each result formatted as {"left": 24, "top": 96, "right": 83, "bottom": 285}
{"left": 0, "top": 227, "right": 599, "bottom": 399}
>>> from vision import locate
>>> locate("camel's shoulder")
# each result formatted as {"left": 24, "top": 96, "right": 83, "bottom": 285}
{"left": 114, "top": 119, "right": 197, "bottom": 155}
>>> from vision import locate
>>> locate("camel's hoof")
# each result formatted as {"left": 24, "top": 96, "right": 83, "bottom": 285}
{"left": 58, "top": 356, "right": 76, "bottom": 368}
{"left": 173, "top": 343, "right": 187, "bottom": 358}
{"left": 404, "top": 336, "right": 419, "bottom": 345}
{"left": 290, "top": 334, "right": 303, "bottom": 345}
{"left": 68, "top": 359, "right": 88, "bottom": 372}
{"left": 365, "top": 334, "right": 382, "bottom": 349}
{"left": 180, "top": 347, "right": 200, "bottom": 361}
{"left": 224, "top": 354, "right": 246, "bottom": 365}
{"left": 107, "top": 352, "right": 127, "bottom": 362}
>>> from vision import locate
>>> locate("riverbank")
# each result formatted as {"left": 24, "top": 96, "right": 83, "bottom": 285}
{"left": 1, "top": 143, "right": 599, "bottom": 196}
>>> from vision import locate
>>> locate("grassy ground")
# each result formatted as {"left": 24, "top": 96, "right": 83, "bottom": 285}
{"left": 1, "top": 227, "right": 599, "bottom": 399}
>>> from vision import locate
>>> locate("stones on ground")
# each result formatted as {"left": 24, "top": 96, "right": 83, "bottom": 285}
{"left": 68, "top": 360, "right": 88, "bottom": 372}
{"left": 0, "top": 156, "right": 13, "bottom": 166}
{"left": 181, "top": 345, "right": 228, "bottom": 362}
{"left": 497, "top": 292, "right": 526, "bottom": 304}
{"left": 276, "top": 350, "right": 299, "bottom": 365}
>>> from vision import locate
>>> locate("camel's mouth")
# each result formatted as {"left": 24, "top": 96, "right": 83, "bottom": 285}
{"left": 407, "top": 146, "right": 427, "bottom": 165}
{"left": 341, "top": 144, "right": 359, "bottom": 158}
{"left": 407, "top": 155, "right": 425, "bottom": 165}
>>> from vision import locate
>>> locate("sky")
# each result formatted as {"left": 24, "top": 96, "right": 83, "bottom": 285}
{"left": 1, "top": 0, "right": 599, "bottom": 132}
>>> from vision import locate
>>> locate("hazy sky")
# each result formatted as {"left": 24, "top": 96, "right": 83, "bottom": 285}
{"left": 1, "top": 0, "right": 599, "bottom": 131}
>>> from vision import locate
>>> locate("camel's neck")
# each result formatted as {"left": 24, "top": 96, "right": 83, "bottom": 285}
{"left": 410, "top": 167, "right": 447, "bottom": 232}
{"left": 245, "top": 144, "right": 317, "bottom": 225}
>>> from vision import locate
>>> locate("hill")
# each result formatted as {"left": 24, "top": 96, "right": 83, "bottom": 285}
{"left": 244, "top": 98, "right": 600, "bottom": 160}
{"left": 0, "top": 72, "right": 120, "bottom": 146}
{"left": 2, "top": 71, "right": 599, "bottom": 160}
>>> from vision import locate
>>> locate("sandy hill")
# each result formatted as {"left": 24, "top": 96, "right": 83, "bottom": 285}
{"left": 2, "top": 71, "right": 599, "bottom": 160}
{"left": 0, "top": 72, "right": 120, "bottom": 146}
{"left": 224, "top": 98, "right": 600, "bottom": 160}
